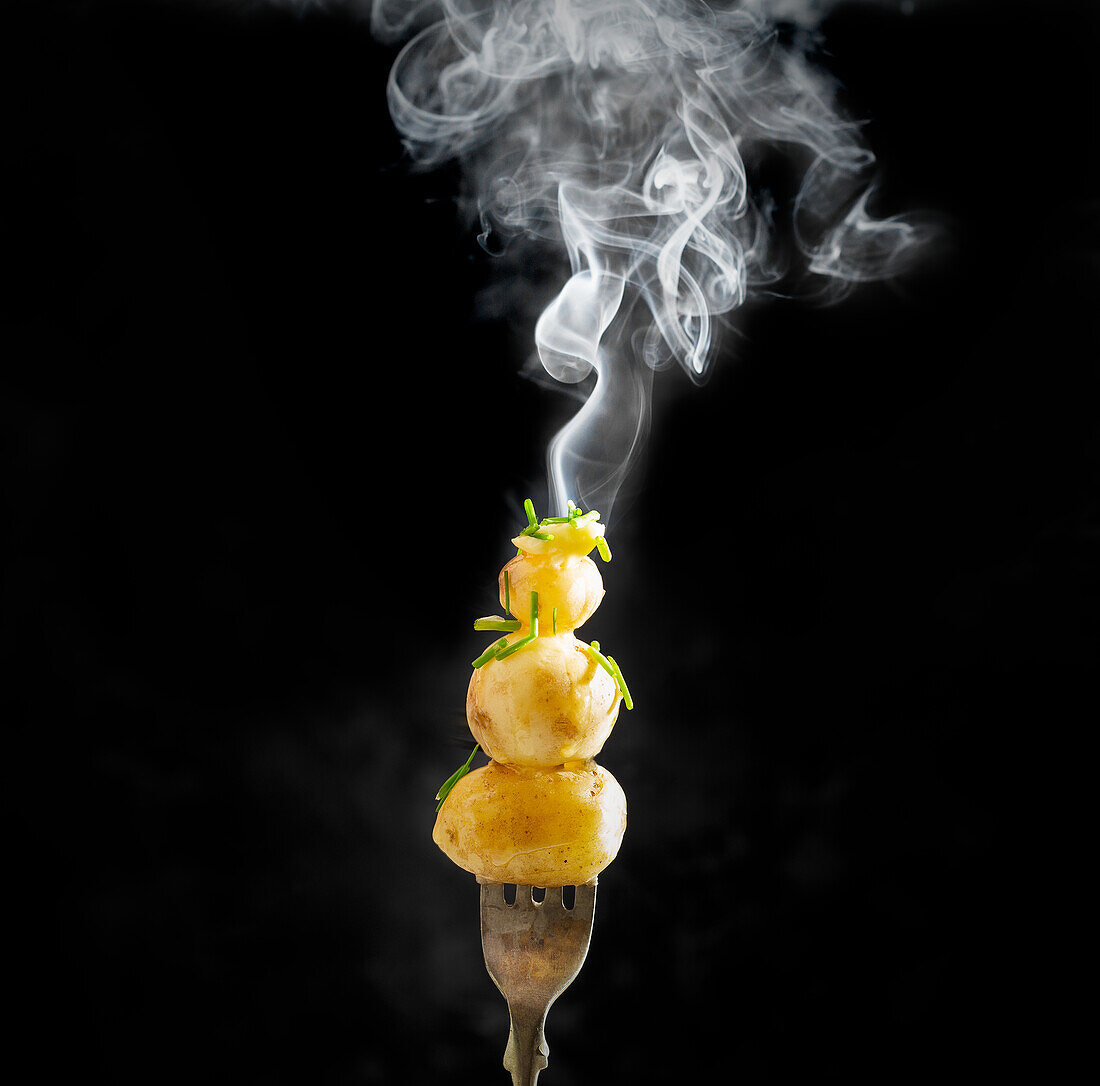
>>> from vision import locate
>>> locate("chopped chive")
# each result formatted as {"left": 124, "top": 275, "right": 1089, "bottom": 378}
{"left": 472, "top": 637, "right": 509, "bottom": 668}
{"left": 504, "top": 569, "right": 510, "bottom": 614}
{"left": 519, "top": 528, "right": 555, "bottom": 540}
{"left": 435, "top": 744, "right": 480, "bottom": 812}
{"left": 495, "top": 633, "right": 535, "bottom": 660}
{"left": 606, "top": 655, "right": 634, "bottom": 710}
{"left": 583, "top": 641, "right": 633, "bottom": 709}
{"left": 595, "top": 536, "right": 612, "bottom": 562}
{"left": 572, "top": 510, "right": 600, "bottom": 526}
{"left": 523, "top": 497, "right": 537, "bottom": 528}
{"left": 552, "top": 607, "right": 557, "bottom": 634}
{"left": 493, "top": 591, "right": 539, "bottom": 660}
{"left": 473, "top": 616, "right": 521, "bottom": 632}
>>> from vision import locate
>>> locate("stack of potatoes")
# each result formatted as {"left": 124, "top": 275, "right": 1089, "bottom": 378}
{"left": 432, "top": 508, "right": 628, "bottom": 886}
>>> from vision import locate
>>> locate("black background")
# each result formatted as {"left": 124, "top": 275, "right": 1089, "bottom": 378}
{"left": 2, "top": 1, "right": 1096, "bottom": 1082}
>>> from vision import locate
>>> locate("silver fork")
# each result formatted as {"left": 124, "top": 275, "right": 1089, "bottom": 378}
{"left": 479, "top": 879, "right": 598, "bottom": 1086}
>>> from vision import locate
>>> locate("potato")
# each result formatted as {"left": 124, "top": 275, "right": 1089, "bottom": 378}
{"left": 432, "top": 760, "right": 627, "bottom": 886}
{"left": 467, "top": 633, "right": 621, "bottom": 766}
{"left": 501, "top": 553, "right": 604, "bottom": 633}
{"left": 511, "top": 515, "right": 606, "bottom": 559}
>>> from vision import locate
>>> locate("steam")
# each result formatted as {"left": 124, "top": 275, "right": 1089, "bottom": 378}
{"left": 371, "top": 0, "right": 934, "bottom": 520}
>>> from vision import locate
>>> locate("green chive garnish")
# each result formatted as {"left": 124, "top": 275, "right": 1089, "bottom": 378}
{"left": 495, "top": 590, "right": 539, "bottom": 660}
{"left": 472, "top": 637, "right": 510, "bottom": 668}
{"left": 595, "top": 536, "right": 612, "bottom": 562}
{"left": 606, "top": 655, "right": 634, "bottom": 710}
{"left": 584, "top": 640, "right": 633, "bottom": 709}
{"left": 435, "top": 744, "right": 480, "bottom": 812}
{"left": 504, "top": 569, "right": 510, "bottom": 614}
{"left": 524, "top": 498, "right": 537, "bottom": 528}
{"left": 552, "top": 606, "right": 557, "bottom": 634}
{"left": 473, "top": 616, "right": 521, "bottom": 632}
{"left": 494, "top": 637, "right": 532, "bottom": 660}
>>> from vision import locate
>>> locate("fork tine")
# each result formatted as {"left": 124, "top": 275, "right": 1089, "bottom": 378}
{"left": 542, "top": 885, "right": 564, "bottom": 908}
{"left": 479, "top": 879, "right": 506, "bottom": 905}
{"left": 572, "top": 880, "right": 597, "bottom": 918}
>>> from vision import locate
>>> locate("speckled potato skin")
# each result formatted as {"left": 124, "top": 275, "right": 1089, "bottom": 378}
{"left": 432, "top": 760, "right": 627, "bottom": 886}
{"left": 501, "top": 553, "right": 604, "bottom": 632}
{"left": 467, "top": 634, "right": 621, "bottom": 766}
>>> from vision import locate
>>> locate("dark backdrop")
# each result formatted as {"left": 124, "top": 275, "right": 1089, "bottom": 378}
{"left": 3, "top": 1, "right": 1095, "bottom": 1082}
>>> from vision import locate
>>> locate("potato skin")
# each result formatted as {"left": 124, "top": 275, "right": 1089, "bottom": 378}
{"left": 432, "top": 761, "right": 627, "bottom": 886}
{"left": 467, "top": 634, "right": 621, "bottom": 766}
{"left": 501, "top": 553, "right": 604, "bottom": 632}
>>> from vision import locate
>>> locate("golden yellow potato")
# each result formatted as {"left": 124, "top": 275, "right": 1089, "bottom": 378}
{"left": 432, "top": 760, "right": 627, "bottom": 886}
{"left": 500, "top": 553, "right": 603, "bottom": 633}
{"left": 511, "top": 514, "right": 606, "bottom": 559}
{"left": 467, "top": 634, "right": 621, "bottom": 765}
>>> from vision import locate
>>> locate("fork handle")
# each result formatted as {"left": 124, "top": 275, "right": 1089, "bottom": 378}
{"left": 503, "top": 1005, "right": 550, "bottom": 1086}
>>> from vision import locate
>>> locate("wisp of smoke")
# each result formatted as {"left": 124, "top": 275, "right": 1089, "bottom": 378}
{"left": 370, "top": 0, "right": 934, "bottom": 520}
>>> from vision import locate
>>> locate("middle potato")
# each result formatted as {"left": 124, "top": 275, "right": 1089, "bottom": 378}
{"left": 467, "top": 633, "right": 622, "bottom": 766}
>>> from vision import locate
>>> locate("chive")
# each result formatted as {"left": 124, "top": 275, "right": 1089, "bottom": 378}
{"left": 552, "top": 607, "right": 557, "bottom": 634}
{"left": 584, "top": 641, "right": 633, "bottom": 709}
{"left": 435, "top": 744, "right": 480, "bottom": 812}
{"left": 607, "top": 655, "right": 634, "bottom": 710}
{"left": 495, "top": 633, "right": 535, "bottom": 660}
{"left": 494, "top": 591, "right": 539, "bottom": 660}
{"left": 523, "top": 497, "right": 537, "bottom": 528}
{"left": 504, "top": 569, "right": 510, "bottom": 614}
{"left": 472, "top": 637, "right": 510, "bottom": 668}
{"left": 473, "top": 616, "right": 521, "bottom": 632}
{"left": 595, "top": 536, "right": 612, "bottom": 562}
{"left": 519, "top": 528, "right": 555, "bottom": 540}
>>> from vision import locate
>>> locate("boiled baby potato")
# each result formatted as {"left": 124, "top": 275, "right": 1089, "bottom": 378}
{"left": 467, "top": 633, "right": 621, "bottom": 766}
{"left": 432, "top": 760, "right": 627, "bottom": 886}
{"left": 501, "top": 553, "right": 604, "bottom": 633}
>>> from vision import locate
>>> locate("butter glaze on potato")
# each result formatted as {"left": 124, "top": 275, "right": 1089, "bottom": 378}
{"left": 432, "top": 760, "right": 627, "bottom": 886}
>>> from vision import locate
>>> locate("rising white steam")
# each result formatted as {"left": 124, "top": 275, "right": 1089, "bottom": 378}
{"left": 371, "top": 0, "right": 934, "bottom": 520}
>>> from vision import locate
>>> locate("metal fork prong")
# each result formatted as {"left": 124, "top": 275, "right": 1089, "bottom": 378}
{"left": 571, "top": 881, "right": 597, "bottom": 917}
{"left": 541, "top": 885, "right": 564, "bottom": 908}
{"left": 479, "top": 879, "right": 506, "bottom": 905}
{"left": 513, "top": 884, "right": 537, "bottom": 911}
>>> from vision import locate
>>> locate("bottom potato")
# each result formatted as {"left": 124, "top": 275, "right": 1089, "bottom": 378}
{"left": 432, "top": 760, "right": 626, "bottom": 886}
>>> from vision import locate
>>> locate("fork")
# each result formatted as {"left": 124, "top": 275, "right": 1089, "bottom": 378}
{"left": 479, "top": 879, "right": 599, "bottom": 1085}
